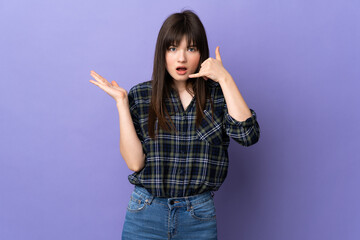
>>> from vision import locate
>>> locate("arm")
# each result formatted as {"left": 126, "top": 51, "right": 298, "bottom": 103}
{"left": 117, "top": 99, "right": 145, "bottom": 172}
{"left": 188, "top": 47, "right": 260, "bottom": 146}
{"left": 219, "top": 67, "right": 260, "bottom": 147}
{"left": 219, "top": 73, "right": 252, "bottom": 121}
{"left": 89, "top": 70, "right": 145, "bottom": 171}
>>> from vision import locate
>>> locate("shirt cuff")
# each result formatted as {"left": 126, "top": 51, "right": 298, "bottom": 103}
{"left": 225, "top": 109, "right": 258, "bottom": 127}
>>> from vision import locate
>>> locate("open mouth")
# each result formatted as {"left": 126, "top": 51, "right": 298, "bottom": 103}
{"left": 176, "top": 67, "right": 187, "bottom": 75}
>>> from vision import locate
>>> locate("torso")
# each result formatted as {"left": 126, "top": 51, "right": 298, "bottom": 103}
{"left": 127, "top": 79, "right": 247, "bottom": 197}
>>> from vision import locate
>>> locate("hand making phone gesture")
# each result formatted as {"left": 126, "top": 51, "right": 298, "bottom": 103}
{"left": 189, "top": 46, "right": 230, "bottom": 83}
{"left": 89, "top": 70, "right": 127, "bottom": 103}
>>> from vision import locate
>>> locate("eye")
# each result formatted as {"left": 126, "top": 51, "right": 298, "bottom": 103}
{"left": 188, "top": 47, "right": 197, "bottom": 52}
{"left": 169, "top": 47, "right": 176, "bottom": 52}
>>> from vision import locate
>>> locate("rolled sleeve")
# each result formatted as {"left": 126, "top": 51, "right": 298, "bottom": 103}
{"left": 127, "top": 87, "right": 145, "bottom": 146}
{"left": 224, "top": 108, "right": 260, "bottom": 146}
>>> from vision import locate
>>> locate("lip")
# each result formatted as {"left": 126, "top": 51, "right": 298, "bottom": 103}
{"left": 176, "top": 66, "right": 187, "bottom": 75}
{"left": 176, "top": 65, "right": 187, "bottom": 69}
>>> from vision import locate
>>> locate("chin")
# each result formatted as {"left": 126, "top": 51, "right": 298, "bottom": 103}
{"left": 170, "top": 74, "right": 188, "bottom": 81}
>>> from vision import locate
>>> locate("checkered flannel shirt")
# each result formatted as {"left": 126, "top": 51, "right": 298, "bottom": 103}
{"left": 126, "top": 79, "right": 260, "bottom": 197}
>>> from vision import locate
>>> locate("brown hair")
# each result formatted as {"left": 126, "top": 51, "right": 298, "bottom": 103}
{"left": 148, "top": 10, "right": 214, "bottom": 139}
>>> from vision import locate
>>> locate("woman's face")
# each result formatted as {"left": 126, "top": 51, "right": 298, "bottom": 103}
{"left": 165, "top": 35, "right": 200, "bottom": 85}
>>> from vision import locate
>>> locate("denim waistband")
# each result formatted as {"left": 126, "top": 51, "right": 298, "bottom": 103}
{"left": 133, "top": 185, "right": 214, "bottom": 208}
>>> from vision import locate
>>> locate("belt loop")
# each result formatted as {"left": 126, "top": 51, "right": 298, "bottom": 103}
{"left": 185, "top": 197, "right": 191, "bottom": 212}
{"left": 145, "top": 195, "right": 154, "bottom": 205}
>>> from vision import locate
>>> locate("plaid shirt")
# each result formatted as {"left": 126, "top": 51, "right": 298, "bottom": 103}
{"left": 127, "top": 79, "right": 260, "bottom": 197}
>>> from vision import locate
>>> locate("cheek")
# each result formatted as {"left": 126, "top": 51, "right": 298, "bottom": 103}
{"left": 191, "top": 55, "right": 201, "bottom": 68}
{"left": 165, "top": 55, "right": 172, "bottom": 70}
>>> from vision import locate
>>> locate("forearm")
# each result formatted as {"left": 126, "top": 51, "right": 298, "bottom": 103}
{"left": 218, "top": 73, "right": 252, "bottom": 122}
{"left": 116, "top": 100, "right": 145, "bottom": 172}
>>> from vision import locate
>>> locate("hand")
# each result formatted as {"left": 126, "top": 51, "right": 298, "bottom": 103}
{"left": 188, "top": 46, "right": 230, "bottom": 83}
{"left": 89, "top": 70, "right": 127, "bottom": 103}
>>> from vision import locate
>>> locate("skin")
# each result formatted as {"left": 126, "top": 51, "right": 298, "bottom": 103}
{"left": 165, "top": 35, "right": 200, "bottom": 92}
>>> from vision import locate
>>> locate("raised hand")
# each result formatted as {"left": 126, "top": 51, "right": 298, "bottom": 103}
{"left": 89, "top": 70, "right": 127, "bottom": 103}
{"left": 188, "top": 46, "right": 230, "bottom": 83}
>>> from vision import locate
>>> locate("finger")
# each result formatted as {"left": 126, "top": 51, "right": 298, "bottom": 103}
{"left": 111, "top": 80, "right": 120, "bottom": 87}
{"left": 201, "top": 58, "right": 211, "bottom": 67}
{"left": 90, "top": 70, "right": 107, "bottom": 83}
{"left": 188, "top": 73, "right": 203, "bottom": 78}
{"left": 215, "top": 46, "right": 222, "bottom": 62}
{"left": 90, "top": 70, "right": 103, "bottom": 80}
{"left": 90, "top": 70, "right": 102, "bottom": 76}
{"left": 90, "top": 72, "right": 103, "bottom": 83}
{"left": 89, "top": 79, "right": 100, "bottom": 86}
{"left": 89, "top": 79, "right": 109, "bottom": 92}
{"left": 90, "top": 70, "right": 101, "bottom": 78}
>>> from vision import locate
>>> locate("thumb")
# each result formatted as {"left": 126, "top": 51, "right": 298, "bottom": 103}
{"left": 111, "top": 80, "right": 120, "bottom": 87}
{"left": 215, "top": 46, "right": 222, "bottom": 62}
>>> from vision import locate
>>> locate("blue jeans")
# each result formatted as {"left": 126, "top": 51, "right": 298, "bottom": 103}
{"left": 122, "top": 185, "right": 218, "bottom": 240}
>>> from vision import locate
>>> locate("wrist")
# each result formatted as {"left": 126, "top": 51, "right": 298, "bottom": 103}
{"left": 116, "top": 98, "right": 129, "bottom": 107}
{"left": 218, "top": 72, "right": 233, "bottom": 85}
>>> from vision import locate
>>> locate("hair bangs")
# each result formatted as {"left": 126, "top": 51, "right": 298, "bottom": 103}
{"left": 164, "top": 23, "right": 200, "bottom": 49}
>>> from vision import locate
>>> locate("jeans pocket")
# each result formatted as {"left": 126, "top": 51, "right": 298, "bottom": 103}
{"left": 190, "top": 197, "right": 217, "bottom": 221}
{"left": 127, "top": 191, "right": 147, "bottom": 212}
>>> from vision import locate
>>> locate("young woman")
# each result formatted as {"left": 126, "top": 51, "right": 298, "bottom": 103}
{"left": 89, "top": 10, "right": 260, "bottom": 240}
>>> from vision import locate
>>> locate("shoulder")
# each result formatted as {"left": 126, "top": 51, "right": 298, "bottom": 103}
{"left": 128, "top": 80, "right": 152, "bottom": 99}
{"left": 206, "top": 79, "right": 224, "bottom": 99}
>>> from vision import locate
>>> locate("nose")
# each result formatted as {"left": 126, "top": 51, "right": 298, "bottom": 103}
{"left": 177, "top": 50, "right": 187, "bottom": 62}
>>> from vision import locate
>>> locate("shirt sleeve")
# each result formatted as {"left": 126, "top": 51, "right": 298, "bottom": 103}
{"left": 127, "top": 87, "right": 145, "bottom": 145}
{"left": 223, "top": 104, "right": 260, "bottom": 146}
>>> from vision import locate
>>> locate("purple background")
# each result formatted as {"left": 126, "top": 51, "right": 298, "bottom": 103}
{"left": 1, "top": 0, "right": 359, "bottom": 239}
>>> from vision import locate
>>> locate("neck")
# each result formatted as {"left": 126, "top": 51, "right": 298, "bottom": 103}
{"left": 172, "top": 79, "right": 192, "bottom": 93}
